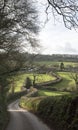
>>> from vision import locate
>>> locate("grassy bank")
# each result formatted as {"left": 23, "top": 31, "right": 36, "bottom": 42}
{"left": 20, "top": 93, "right": 78, "bottom": 130}
{"left": 38, "top": 90, "right": 70, "bottom": 96}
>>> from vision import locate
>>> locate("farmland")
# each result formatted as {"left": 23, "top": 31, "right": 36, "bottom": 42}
{"left": 8, "top": 61, "right": 77, "bottom": 93}
{"left": 35, "top": 61, "right": 78, "bottom": 68}
{"left": 8, "top": 60, "right": 78, "bottom": 130}
{"left": 9, "top": 73, "right": 56, "bottom": 92}
{"left": 49, "top": 72, "right": 76, "bottom": 91}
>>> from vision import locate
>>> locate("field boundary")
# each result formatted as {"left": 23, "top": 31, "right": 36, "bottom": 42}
{"left": 35, "top": 72, "right": 62, "bottom": 89}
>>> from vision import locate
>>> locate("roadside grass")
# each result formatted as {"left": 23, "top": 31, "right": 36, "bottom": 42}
{"left": 20, "top": 89, "right": 71, "bottom": 112}
{"left": 20, "top": 96, "right": 44, "bottom": 111}
{"left": 9, "top": 73, "right": 56, "bottom": 93}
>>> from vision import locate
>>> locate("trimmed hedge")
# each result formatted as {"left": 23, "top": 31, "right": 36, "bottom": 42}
{"left": 37, "top": 95, "right": 78, "bottom": 130}
{"left": 20, "top": 94, "right": 78, "bottom": 130}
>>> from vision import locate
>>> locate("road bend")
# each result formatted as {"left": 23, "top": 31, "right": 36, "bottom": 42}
{"left": 6, "top": 100, "right": 52, "bottom": 130}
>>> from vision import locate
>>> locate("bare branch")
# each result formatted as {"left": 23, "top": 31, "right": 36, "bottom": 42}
{"left": 46, "top": 0, "right": 78, "bottom": 29}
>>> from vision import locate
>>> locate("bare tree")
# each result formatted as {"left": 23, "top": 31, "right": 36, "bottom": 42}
{"left": 60, "top": 62, "right": 64, "bottom": 71}
{"left": 46, "top": 0, "right": 78, "bottom": 29}
{"left": 70, "top": 72, "right": 78, "bottom": 91}
{"left": 0, "top": 0, "right": 39, "bottom": 86}
{"left": 0, "top": 0, "right": 39, "bottom": 117}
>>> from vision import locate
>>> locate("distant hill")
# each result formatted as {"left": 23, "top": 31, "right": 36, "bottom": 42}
{"left": 27, "top": 54, "right": 78, "bottom": 62}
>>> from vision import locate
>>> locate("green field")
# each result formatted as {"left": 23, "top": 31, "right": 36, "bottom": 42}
{"left": 38, "top": 90, "right": 70, "bottom": 96}
{"left": 35, "top": 72, "right": 76, "bottom": 92}
{"left": 37, "top": 72, "right": 75, "bottom": 97}
{"left": 9, "top": 71, "right": 76, "bottom": 93}
{"left": 9, "top": 73, "right": 56, "bottom": 92}
{"left": 10, "top": 60, "right": 78, "bottom": 93}
{"left": 45, "top": 72, "right": 76, "bottom": 91}
{"left": 57, "top": 72, "right": 75, "bottom": 91}
{"left": 31, "top": 72, "right": 76, "bottom": 92}
{"left": 35, "top": 61, "right": 78, "bottom": 68}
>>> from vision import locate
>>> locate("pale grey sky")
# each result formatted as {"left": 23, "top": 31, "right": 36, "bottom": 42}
{"left": 37, "top": 0, "right": 78, "bottom": 55}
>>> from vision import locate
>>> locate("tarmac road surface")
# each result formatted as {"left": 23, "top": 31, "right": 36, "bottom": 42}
{"left": 6, "top": 100, "right": 52, "bottom": 130}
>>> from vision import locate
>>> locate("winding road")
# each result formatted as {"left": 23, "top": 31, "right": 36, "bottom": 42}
{"left": 6, "top": 100, "right": 52, "bottom": 130}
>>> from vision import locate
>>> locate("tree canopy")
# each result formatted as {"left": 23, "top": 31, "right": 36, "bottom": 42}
{"left": 46, "top": 0, "right": 78, "bottom": 29}
{"left": 0, "top": 0, "right": 39, "bottom": 73}
{"left": 0, "top": 0, "right": 39, "bottom": 90}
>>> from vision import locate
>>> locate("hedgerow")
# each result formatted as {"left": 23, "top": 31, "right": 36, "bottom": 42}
{"left": 20, "top": 94, "right": 78, "bottom": 130}
{"left": 37, "top": 95, "right": 78, "bottom": 130}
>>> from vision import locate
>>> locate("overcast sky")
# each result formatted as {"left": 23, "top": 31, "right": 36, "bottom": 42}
{"left": 37, "top": 0, "right": 78, "bottom": 55}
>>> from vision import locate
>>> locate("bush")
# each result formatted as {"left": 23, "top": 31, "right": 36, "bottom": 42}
{"left": 25, "top": 77, "right": 32, "bottom": 89}
{"left": 37, "top": 95, "right": 78, "bottom": 130}
{"left": 20, "top": 93, "right": 78, "bottom": 130}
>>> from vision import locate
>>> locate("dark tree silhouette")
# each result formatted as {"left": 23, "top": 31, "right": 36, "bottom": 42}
{"left": 70, "top": 72, "right": 78, "bottom": 91}
{"left": 46, "top": 0, "right": 78, "bottom": 29}
{"left": 0, "top": 0, "right": 39, "bottom": 91}
{"left": 60, "top": 62, "right": 64, "bottom": 70}
{"left": 0, "top": 1, "right": 39, "bottom": 129}
{"left": 25, "top": 77, "right": 32, "bottom": 89}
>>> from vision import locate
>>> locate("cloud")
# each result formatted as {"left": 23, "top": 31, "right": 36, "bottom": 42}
{"left": 37, "top": 0, "right": 78, "bottom": 55}
{"left": 40, "top": 42, "right": 78, "bottom": 55}
{"left": 56, "top": 43, "right": 77, "bottom": 54}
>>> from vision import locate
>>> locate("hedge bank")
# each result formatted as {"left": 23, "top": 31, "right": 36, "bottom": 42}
{"left": 20, "top": 94, "right": 78, "bottom": 130}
